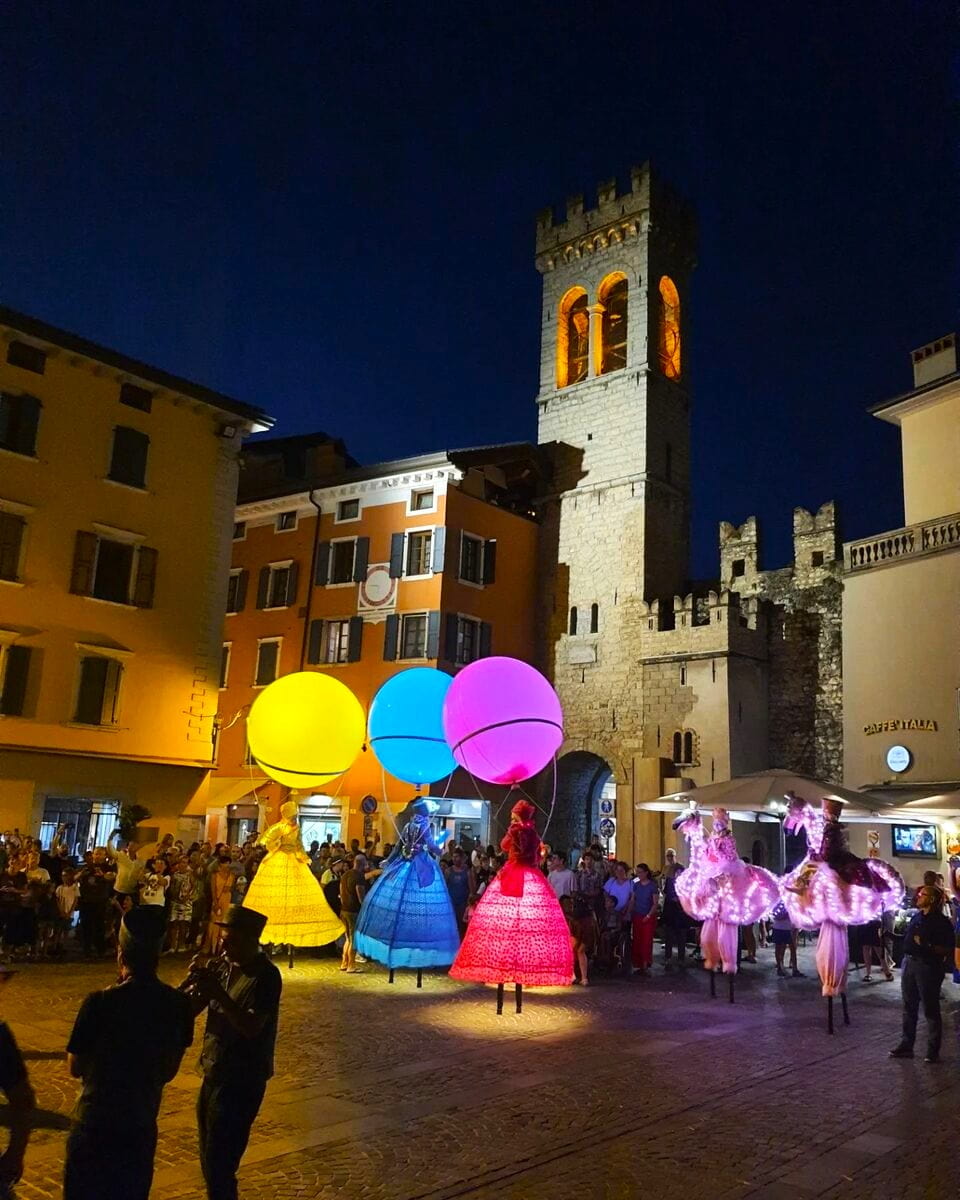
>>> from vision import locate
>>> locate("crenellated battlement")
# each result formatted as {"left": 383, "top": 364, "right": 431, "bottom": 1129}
{"left": 717, "top": 503, "right": 839, "bottom": 591}
{"left": 637, "top": 589, "right": 768, "bottom": 660}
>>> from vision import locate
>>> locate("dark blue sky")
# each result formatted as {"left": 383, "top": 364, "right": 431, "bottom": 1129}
{"left": 1, "top": 2, "right": 956, "bottom": 576}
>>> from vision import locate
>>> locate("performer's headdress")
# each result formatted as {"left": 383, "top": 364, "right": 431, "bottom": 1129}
{"left": 510, "top": 799, "right": 537, "bottom": 824}
{"left": 822, "top": 797, "right": 844, "bottom": 821}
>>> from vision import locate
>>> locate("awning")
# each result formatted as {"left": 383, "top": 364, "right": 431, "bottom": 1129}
{"left": 185, "top": 775, "right": 268, "bottom": 816}
{"left": 640, "top": 769, "right": 901, "bottom": 819}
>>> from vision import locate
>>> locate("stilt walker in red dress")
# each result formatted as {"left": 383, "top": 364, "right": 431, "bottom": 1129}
{"left": 450, "top": 799, "right": 573, "bottom": 1012}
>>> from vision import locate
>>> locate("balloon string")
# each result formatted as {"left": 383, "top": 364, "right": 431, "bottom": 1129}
{"left": 540, "top": 753, "right": 559, "bottom": 842}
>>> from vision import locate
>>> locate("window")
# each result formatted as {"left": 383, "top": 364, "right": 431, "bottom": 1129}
{"left": 307, "top": 616, "right": 363, "bottom": 665}
{"left": 444, "top": 614, "right": 491, "bottom": 665}
{"left": 683, "top": 731, "right": 695, "bottom": 764}
{"left": 811, "top": 550, "right": 825, "bottom": 568}
{"left": 119, "top": 382, "right": 152, "bottom": 413}
{"left": 400, "top": 613, "right": 428, "bottom": 660}
{"left": 219, "top": 644, "right": 231, "bottom": 689}
{"left": 457, "top": 617, "right": 480, "bottom": 665}
{"left": 0, "top": 393, "right": 41, "bottom": 457}
{"left": 672, "top": 731, "right": 682, "bottom": 764}
{"left": 658, "top": 276, "right": 681, "bottom": 380}
{"left": 0, "top": 512, "right": 26, "bottom": 582}
{"left": 336, "top": 498, "right": 360, "bottom": 522}
{"left": 0, "top": 642, "right": 31, "bottom": 717}
{"left": 233, "top": 521, "right": 247, "bottom": 541}
{"left": 74, "top": 654, "right": 123, "bottom": 726}
{"left": 568, "top": 606, "right": 578, "bottom": 635}
{"left": 225, "top": 569, "right": 248, "bottom": 614}
{"left": 672, "top": 730, "right": 696, "bottom": 766}
{"left": 459, "top": 534, "right": 483, "bottom": 584}
{"left": 276, "top": 511, "right": 297, "bottom": 532}
{"left": 590, "top": 603, "right": 599, "bottom": 634}
{"left": 598, "top": 274, "right": 628, "bottom": 375}
{"left": 260, "top": 562, "right": 297, "bottom": 609}
{"left": 107, "top": 426, "right": 149, "bottom": 489}
{"left": 329, "top": 540, "right": 356, "bottom": 585}
{"left": 557, "top": 287, "right": 589, "bottom": 388}
{"left": 731, "top": 559, "right": 745, "bottom": 578}
{"left": 70, "top": 532, "right": 158, "bottom": 608}
{"left": 6, "top": 341, "right": 45, "bottom": 375}
{"left": 254, "top": 640, "right": 281, "bottom": 687}
{"left": 680, "top": 664, "right": 687, "bottom": 686}
{"left": 406, "top": 530, "right": 433, "bottom": 577}
{"left": 410, "top": 489, "right": 434, "bottom": 513}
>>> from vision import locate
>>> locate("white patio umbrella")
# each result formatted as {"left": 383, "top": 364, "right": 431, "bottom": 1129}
{"left": 638, "top": 769, "right": 900, "bottom": 818}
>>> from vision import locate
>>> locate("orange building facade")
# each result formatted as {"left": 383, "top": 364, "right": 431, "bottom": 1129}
{"left": 212, "top": 440, "right": 542, "bottom": 848}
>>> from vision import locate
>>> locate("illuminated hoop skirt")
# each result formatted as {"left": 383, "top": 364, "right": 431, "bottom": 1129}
{"left": 354, "top": 853, "right": 460, "bottom": 969}
{"left": 449, "top": 863, "right": 573, "bottom": 987}
{"left": 242, "top": 849, "right": 344, "bottom": 947}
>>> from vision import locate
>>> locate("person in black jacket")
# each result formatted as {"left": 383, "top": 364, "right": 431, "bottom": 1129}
{"left": 889, "top": 885, "right": 955, "bottom": 1063}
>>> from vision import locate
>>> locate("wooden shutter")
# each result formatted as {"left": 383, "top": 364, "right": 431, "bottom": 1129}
{"left": 0, "top": 512, "right": 25, "bottom": 581}
{"left": 479, "top": 622, "right": 493, "bottom": 659}
{"left": 426, "top": 611, "right": 441, "bottom": 660}
{"left": 132, "top": 546, "right": 158, "bottom": 608}
{"left": 445, "top": 527, "right": 460, "bottom": 575}
{"left": 431, "top": 527, "right": 446, "bottom": 574}
{"left": 235, "top": 569, "right": 249, "bottom": 612}
{"left": 353, "top": 537, "right": 369, "bottom": 583}
{"left": 70, "top": 531, "right": 99, "bottom": 596}
{"left": 256, "top": 566, "right": 270, "bottom": 609}
{"left": 383, "top": 613, "right": 399, "bottom": 661}
{"left": 285, "top": 561, "right": 299, "bottom": 606}
{"left": 482, "top": 539, "right": 497, "bottom": 584}
{"left": 0, "top": 645, "right": 30, "bottom": 716}
{"left": 15, "top": 395, "right": 41, "bottom": 455}
{"left": 103, "top": 659, "right": 123, "bottom": 724}
{"left": 314, "top": 542, "right": 330, "bottom": 586}
{"left": 307, "top": 619, "right": 323, "bottom": 664}
{"left": 348, "top": 616, "right": 364, "bottom": 662}
{"left": 75, "top": 656, "right": 108, "bottom": 724}
{"left": 388, "top": 533, "right": 404, "bottom": 579}
{"left": 110, "top": 426, "right": 149, "bottom": 488}
{"left": 443, "top": 613, "right": 458, "bottom": 663}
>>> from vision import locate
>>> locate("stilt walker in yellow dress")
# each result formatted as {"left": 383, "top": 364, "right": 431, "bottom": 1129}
{"left": 242, "top": 800, "right": 344, "bottom": 947}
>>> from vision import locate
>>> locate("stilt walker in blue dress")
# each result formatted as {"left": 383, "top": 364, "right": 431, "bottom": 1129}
{"left": 355, "top": 798, "right": 460, "bottom": 983}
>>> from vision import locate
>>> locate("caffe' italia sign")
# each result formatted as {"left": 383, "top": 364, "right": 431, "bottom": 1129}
{"left": 863, "top": 718, "right": 938, "bottom": 735}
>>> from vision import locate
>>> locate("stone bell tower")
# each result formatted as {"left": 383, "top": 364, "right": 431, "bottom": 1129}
{"left": 535, "top": 164, "right": 697, "bottom": 853}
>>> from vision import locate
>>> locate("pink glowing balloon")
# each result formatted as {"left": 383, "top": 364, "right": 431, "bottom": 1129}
{"left": 442, "top": 657, "right": 563, "bottom": 785}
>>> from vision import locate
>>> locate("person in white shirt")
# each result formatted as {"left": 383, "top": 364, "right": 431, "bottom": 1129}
{"left": 54, "top": 869, "right": 80, "bottom": 955}
{"left": 110, "top": 843, "right": 145, "bottom": 901}
{"left": 547, "top": 852, "right": 578, "bottom": 899}
{"left": 139, "top": 859, "right": 170, "bottom": 907}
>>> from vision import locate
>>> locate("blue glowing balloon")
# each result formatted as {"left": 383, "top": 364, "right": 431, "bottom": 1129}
{"left": 368, "top": 668, "right": 457, "bottom": 785}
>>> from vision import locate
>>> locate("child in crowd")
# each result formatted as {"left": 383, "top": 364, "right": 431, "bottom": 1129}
{"left": 53, "top": 868, "right": 79, "bottom": 956}
{"left": 771, "top": 903, "right": 802, "bottom": 978}
{"left": 167, "top": 857, "right": 195, "bottom": 953}
{"left": 597, "top": 892, "right": 623, "bottom": 974}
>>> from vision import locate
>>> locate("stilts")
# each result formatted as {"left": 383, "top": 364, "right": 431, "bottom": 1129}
{"left": 709, "top": 970, "right": 716, "bottom": 999}
{"left": 728, "top": 973, "right": 735, "bottom": 1004}
{"left": 388, "top": 968, "right": 395, "bottom": 984}
{"left": 496, "top": 983, "right": 504, "bottom": 1015}
{"left": 827, "top": 995, "right": 834, "bottom": 1034}
{"left": 841, "top": 992, "right": 850, "bottom": 1025}
{"left": 515, "top": 983, "right": 523, "bottom": 1013}
{"left": 417, "top": 969, "right": 423, "bottom": 989}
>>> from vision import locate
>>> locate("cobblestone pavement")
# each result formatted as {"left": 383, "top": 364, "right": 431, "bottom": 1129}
{"left": 0, "top": 944, "right": 956, "bottom": 1199}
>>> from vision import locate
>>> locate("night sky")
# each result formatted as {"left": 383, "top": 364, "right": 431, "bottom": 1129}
{"left": 1, "top": 3, "right": 956, "bottom": 576}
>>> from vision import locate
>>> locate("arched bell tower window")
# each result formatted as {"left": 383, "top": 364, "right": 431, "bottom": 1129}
{"left": 598, "top": 273, "right": 628, "bottom": 376}
{"left": 658, "top": 276, "right": 681, "bottom": 380}
{"left": 557, "top": 287, "right": 589, "bottom": 388}
{"left": 672, "top": 730, "right": 683, "bottom": 764}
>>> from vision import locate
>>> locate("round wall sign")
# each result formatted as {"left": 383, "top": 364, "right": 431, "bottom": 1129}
{"left": 598, "top": 817, "right": 616, "bottom": 840}
{"left": 886, "top": 744, "right": 911, "bottom": 774}
{"left": 598, "top": 798, "right": 615, "bottom": 817}
{"left": 360, "top": 795, "right": 378, "bottom": 814}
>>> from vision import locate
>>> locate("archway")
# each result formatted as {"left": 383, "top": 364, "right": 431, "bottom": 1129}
{"left": 552, "top": 751, "right": 613, "bottom": 862}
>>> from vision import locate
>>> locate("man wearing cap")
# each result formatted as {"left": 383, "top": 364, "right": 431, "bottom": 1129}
{"left": 64, "top": 906, "right": 194, "bottom": 1200}
{"left": 185, "top": 904, "right": 281, "bottom": 1200}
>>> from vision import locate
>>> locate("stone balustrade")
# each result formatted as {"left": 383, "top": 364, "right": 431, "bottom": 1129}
{"left": 845, "top": 511, "right": 960, "bottom": 572}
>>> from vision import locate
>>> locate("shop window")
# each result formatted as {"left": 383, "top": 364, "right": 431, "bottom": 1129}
{"left": 107, "top": 426, "right": 150, "bottom": 489}
{"left": 74, "top": 654, "right": 123, "bottom": 726}
{"left": 598, "top": 274, "right": 628, "bottom": 376}
{"left": 0, "top": 393, "right": 41, "bottom": 457}
{"left": 557, "top": 287, "right": 589, "bottom": 388}
{"left": 658, "top": 276, "right": 681, "bottom": 380}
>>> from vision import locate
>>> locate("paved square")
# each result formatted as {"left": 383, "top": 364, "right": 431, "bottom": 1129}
{"left": 3, "top": 946, "right": 956, "bottom": 1199}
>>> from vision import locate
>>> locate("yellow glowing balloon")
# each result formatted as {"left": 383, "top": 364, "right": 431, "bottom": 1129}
{"left": 247, "top": 672, "right": 365, "bottom": 789}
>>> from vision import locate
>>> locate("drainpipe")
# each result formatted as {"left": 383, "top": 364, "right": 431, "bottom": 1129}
{"left": 300, "top": 489, "right": 323, "bottom": 669}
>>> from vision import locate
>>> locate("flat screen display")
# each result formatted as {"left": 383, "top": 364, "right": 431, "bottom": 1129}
{"left": 891, "top": 824, "right": 939, "bottom": 859}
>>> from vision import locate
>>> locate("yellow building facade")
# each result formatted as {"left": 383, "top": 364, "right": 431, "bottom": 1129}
{"left": 0, "top": 306, "right": 271, "bottom": 850}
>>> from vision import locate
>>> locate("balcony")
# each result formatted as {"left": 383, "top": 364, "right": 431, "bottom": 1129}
{"left": 845, "top": 511, "right": 960, "bottom": 572}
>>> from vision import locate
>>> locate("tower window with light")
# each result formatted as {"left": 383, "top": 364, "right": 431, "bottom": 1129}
{"left": 598, "top": 274, "right": 628, "bottom": 375}
{"left": 658, "top": 276, "right": 681, "bottom": 380}
{"left": 556, "top": 288, "right": 589, "bottom": 388}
